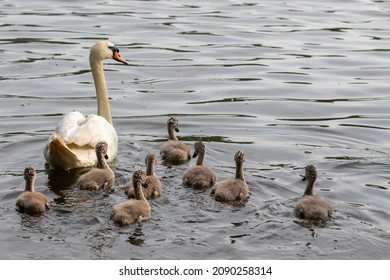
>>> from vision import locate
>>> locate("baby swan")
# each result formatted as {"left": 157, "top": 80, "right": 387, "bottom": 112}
{"left": 160, "top": 116, "right": 191, "bottom": 165}
{"left": 16, "top": 167, "right": 50, "bottom": 215}
{"left": 183, "top": 141, "right": 217, "bottom": 189}
{"left": 125, "top": 152, "right": 163, "bottom": 199}
{"left": 211, "top": 151, "right": 249, "bottom": 202}
{"left": 294, "top": 165, "right": 333, "bottom": 222}
{"left": 76, "top": 141, "right": 114, "bottom": 191}
{"left": 111, "top": 170, "right": 151, "bottom": 226}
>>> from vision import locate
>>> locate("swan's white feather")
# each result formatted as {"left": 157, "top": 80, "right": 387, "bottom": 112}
{"left": 58, "top": 112, "right": 116, "bottom": 147}
{"left": 45, "top": 112, "right": 118, "bottom": 169}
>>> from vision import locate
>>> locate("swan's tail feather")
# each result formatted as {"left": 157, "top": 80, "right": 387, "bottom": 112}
{"left": 45, "top": 133, "right": 80, "bottom": 170}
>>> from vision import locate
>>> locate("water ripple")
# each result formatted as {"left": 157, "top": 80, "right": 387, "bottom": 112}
{"left": 0, "top": 0, "right": 389, "bottom": 260}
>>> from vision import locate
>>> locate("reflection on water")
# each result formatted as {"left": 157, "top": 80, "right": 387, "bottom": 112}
{"left": 45, "top": 166, "right": 84, "bottom": 191}
{"left": 127, "top": 226, "right": 145, "bottom": 247}
{"left": 0, "top": 0, "right": 390, "bottom": 259}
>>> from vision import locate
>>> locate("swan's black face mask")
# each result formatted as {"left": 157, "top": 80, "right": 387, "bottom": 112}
{"left": 109, "top": 46, "right": 128, "bottom": 65}
{"left": 108, "top": 46, "right": 119, "bottom": 52}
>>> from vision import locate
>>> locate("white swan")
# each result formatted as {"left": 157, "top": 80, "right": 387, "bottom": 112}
{"left": 44, "top": 41, "right": 127, "bottom": 169}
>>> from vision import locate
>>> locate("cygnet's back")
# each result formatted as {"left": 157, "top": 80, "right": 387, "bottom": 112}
{"left": 183, "top": 141, "right": 217, "bottom": 189}
{"left": 125, "top": 152, "right": 163, "bottom": 199}
{"left": 111, "top": 170, "right": 151, "bottom": 226}
{"left": 211, "top": 151, "right": 249, "bottom": 202}
{"left": 294, "top": 165, "right": 333, "bottom": 222}
{"left": 160, "top": 116, "right": 191, "bottom": 165}
{"left": 16, "top": 166, "right": 50, "bottom": 215}
{"left": 77, "top": 141, "right": 114, "bottom": 191}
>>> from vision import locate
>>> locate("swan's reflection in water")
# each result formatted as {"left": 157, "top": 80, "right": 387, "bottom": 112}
{"left": 45, "top": 165, "right": 86, "bottom": 192}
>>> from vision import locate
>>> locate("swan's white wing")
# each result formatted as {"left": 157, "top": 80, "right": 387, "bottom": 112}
{"left": 45, "top": 111, "right": 118, "bottom": 169}
{"left": 54, "top": 111, "right": 86, "bottom": 143}
{"left": 65, "top": 114, "right": 117, "bottom": 147}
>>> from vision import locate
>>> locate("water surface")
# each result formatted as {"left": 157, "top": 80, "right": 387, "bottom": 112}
{"left": 0, "top": 0, "right": 389, "bottom": 259}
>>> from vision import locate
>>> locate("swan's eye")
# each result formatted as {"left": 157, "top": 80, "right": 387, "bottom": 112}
{"left": 109, "top": 45, "right": 128, "bottom": 64}
{"left": 108, "top": 45, "right": 119, "bottom": 54}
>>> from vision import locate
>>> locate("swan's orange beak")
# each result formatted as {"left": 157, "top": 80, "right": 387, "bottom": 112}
{"left": 113, "top": 51, "right": 128, "bottom": 65}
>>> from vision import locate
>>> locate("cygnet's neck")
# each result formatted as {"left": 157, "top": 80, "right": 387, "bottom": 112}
{"left": 145, "top": 160, "right": 156, "bottom": 176}
{"left": 96, "top": 153, "right": 110, "bottom": 170}
{"left": 303, "top": 178, "right": 316, "bottom": 196}
{"left": 90, "top": 57, "right": 112, "bottom": 124}
{"left": 195, "top": 149, "right": 205, "bottom": 166}
{"left": 25, "top": 177, "right": 35, "bottom": 192}
{"left": 168, "top": 125, "right": 178, "bottom": 141}
{"left": 133, "top": 182, "right": 146, "bottom": 200}
{"left": 235, "top": 160, "right": 245, "bottom": 181}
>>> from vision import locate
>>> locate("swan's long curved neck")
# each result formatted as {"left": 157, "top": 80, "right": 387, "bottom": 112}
{"left": 90, "top": 58, "right": 112, "bottom": 124}
{"left": 235, "top": 161, "right": 245, "bottom": 181}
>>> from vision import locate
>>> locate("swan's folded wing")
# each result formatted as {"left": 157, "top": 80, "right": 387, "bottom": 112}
{"left": 45, "top": 113, "right": 118, "bottom": 169}
{"left": 66, "top": 114, "right": 117, "bottom": 148}
{"left": 54, "top": 111, "right": 86, "bottom": 143}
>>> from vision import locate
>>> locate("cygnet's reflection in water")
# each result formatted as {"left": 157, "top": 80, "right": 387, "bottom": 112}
{"left": 127, "top": 225, "right": 145, "bottom": 247}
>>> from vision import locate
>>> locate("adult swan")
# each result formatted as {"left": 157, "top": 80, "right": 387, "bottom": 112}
{"left": 44, "top": 41, "right": 127, "bottom": 169}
